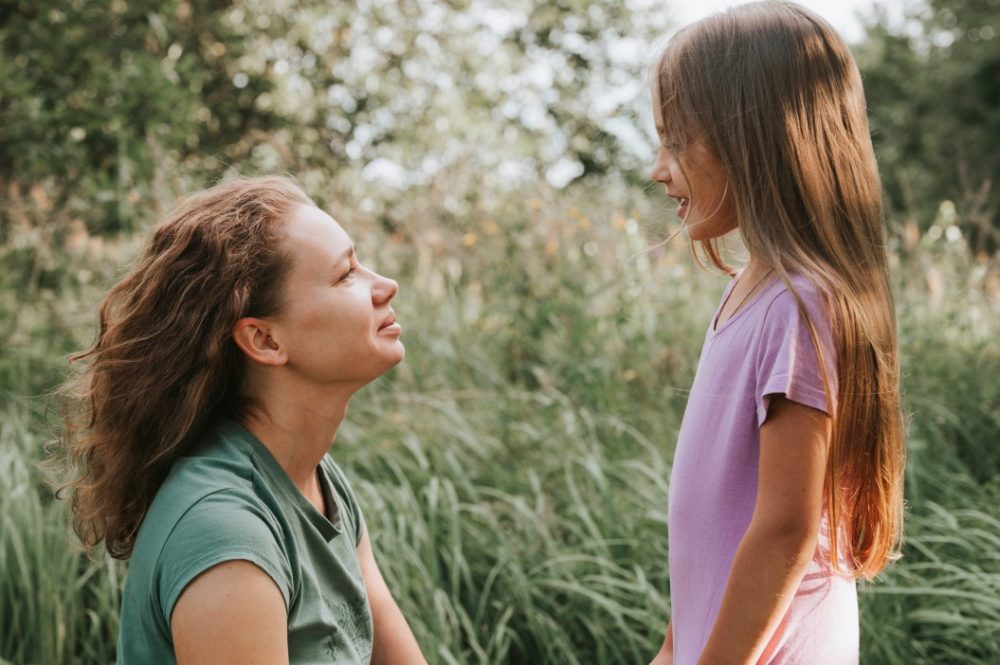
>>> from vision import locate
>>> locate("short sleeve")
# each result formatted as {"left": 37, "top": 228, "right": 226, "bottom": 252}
{"left": 754, "top": 286, "right": 838, "bottom": 426}
{"left": 322, "top": 457, "right": 367, "bottom": 546}
{"left": 155, "top": 490, "right": 293, "bottom": 625}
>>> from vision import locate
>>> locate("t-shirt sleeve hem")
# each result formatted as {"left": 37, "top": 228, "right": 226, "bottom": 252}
{"left": 757, "top": 374, "right": 832, "bottom": 426}
{"left": 162, "top": 551, "right": 291, "bottom": 626}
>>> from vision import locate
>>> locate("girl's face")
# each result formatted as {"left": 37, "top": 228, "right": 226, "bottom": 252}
{"left": 269, "top": 204, "right": 404, "bottom": 387}
{"left": 650, "top": 99, "right": 738, "bottom": 241}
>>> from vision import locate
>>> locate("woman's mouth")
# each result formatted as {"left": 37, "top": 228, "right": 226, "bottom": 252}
{"left": 378, "top": 313, "right": 402, "bottom": 335}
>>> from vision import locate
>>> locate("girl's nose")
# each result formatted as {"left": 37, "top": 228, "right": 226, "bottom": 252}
{"left": 373, "top": 273, "right": 399, "bottom": 304}
{"left": 650, "top": 149, "right": 672, "bottom": 184}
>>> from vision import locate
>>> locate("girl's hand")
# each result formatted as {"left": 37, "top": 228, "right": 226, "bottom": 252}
{"left": 697, "top": 396, "right": 829, "bottom": 663}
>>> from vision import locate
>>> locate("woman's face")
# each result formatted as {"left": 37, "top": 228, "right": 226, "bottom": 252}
{"left": 650, "top": 94, "right": 738, "bottom": 241}
{"left": 268, "top": 203, "right": 403, "bottom": 387}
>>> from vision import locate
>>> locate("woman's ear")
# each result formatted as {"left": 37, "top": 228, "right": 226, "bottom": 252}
{"left": 232, "top": 318, "right": 287, "bottom": 366}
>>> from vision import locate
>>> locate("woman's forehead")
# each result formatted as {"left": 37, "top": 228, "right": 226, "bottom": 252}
{"left": 283, "top": 204, "right": 353, "bottom": 260}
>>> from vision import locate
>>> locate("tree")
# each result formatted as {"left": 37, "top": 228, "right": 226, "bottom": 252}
{"left": 0, "top": 0, "right": 290, "bottom": 235}
{"left": 857, "top": 0, "right": 1000, "bottom": 251}
{"left": 1, "top": 0, "right": 671, "bottom": 240}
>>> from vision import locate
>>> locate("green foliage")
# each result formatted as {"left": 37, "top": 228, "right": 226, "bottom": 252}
{"left": 857, "top": 0, "right": 1000, "bottom": 249}
{"left": 2, "top": 179, "right": 999, "bottom": 663}
{"left": 0, "top": 0, "right": 290, "bottom": 235}
{"left": 0, "top": 403, "right": 123, "bottom": 665}
{"left": 0, "top": 0, "right": 665, "bottom": 242}
{"left": 2, "top": 0, "right": 999, "bottom": 662}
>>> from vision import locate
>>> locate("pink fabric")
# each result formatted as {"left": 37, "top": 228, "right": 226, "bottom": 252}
{"left": 667, "top": 273, "right": 858, "bottom": 664}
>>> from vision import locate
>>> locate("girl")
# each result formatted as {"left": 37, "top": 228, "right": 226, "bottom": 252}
{"left": 647, "top": 3, "right": 905, "bottom": 663}
{"left": 55, "top": 176, "right": 427, "bottom": 664}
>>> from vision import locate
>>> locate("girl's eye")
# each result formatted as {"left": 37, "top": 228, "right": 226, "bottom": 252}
{"left": 337, "top": 267, "right": 356, "bottom": 283}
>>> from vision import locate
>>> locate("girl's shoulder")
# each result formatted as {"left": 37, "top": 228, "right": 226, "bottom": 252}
{"left": 752, "top": 272, "right": 836, "bottom": 359}
{"left": 759, "top": 272, "right": 831, "bottom": 321}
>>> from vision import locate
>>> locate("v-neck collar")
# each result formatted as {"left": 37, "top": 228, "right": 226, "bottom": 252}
{"left": 709, "top": 271, "right": 778, "bottom": 338}
{"left": 222, "top": 419, "right": 345, "bottom": 541}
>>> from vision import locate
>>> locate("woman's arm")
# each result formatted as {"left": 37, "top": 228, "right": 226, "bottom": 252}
{"left": 357, "top": 528, "right": 428, "bottom": 665}
{"left": 697, "top": 396, "right": 830, "bottom": 665}
{"left": 172, "top": 560, "right": 290, "bottom": 665}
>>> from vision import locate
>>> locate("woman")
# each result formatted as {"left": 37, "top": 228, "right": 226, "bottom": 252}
{"left": 56, "top": 176, "right": 426, "bottom": 664}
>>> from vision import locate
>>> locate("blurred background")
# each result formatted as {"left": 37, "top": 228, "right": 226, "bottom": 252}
{"left": 1, "top": 0, "right": 998, "bottom": 663}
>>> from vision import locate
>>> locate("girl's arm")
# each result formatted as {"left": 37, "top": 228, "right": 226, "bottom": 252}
{"left": 357, "top": 528, "right": 428, "bottom": 665}
{"left": 172, "top": 560, "right": 290, "bottom": 665}
{"left": 649, "top": 619, "right": 674, "bottom": 665}
{"left": 697, "top": 396, "right": 830, "bottom": 665}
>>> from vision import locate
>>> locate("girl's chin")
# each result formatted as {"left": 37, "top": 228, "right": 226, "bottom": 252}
{"left": 685, "top": 216, "right": 738, "bottom": 241}
{"left": 686, "top": 227, "right": 725, "bottom": 242}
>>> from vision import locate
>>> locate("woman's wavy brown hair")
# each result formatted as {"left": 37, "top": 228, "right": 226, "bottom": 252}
{"left": 654, "top": 1, "right": 905, "bottom": 578}
{"left": 55, "top": 175, "right": 314, "bottom": 560}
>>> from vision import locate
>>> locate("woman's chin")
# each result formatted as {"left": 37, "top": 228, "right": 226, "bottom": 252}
{"left": 380, "top": 343, "right": 406, "bottom": 370}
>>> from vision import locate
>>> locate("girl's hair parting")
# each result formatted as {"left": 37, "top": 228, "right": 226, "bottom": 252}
{"left": 654, "top": 1, "right": 905, "bottom": 578}
{"left": 53, "top": 175, "right": 314, "bottom": 560}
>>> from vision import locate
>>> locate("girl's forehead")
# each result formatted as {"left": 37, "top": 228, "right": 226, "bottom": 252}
{"left": 650, "top": 78, "right": 673, "bottom": 129}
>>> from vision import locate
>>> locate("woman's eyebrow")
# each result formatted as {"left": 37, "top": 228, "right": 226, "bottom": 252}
{"left": 331, "top": 245, "right": 356, "bottom": 276}
{"left": 336, "top": 245, "right": 356, "bottom": 264}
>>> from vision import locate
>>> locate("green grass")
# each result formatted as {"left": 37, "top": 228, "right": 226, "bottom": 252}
{"left": 1, "top": 183, "right": 998, "bottom": 663}
{"left": 0, "top": 403, "right": 123, "bottom": 665}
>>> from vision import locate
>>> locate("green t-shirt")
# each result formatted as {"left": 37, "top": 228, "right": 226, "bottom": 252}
{"left": 117, "top": 419, "right": 373, "bottom": 664}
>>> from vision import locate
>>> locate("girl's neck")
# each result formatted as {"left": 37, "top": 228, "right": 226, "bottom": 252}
{"left": 741, "top": 256, "right": 772, "bottom": 282}
{"left": 715, "top": 257, "right": 775, "bottom": 330}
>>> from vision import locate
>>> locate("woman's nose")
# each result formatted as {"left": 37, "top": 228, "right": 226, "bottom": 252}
{"left": 373, "top": 273, "right": 399, "bottom": 304}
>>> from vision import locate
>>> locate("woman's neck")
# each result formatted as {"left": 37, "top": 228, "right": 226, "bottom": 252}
{"left": 240, "top": 387, "right": 352, "bottom": 494}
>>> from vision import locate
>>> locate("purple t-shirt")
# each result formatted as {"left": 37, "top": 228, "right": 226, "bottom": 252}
{"left": 668, "top": 272, "right": 858, "bottom": 665}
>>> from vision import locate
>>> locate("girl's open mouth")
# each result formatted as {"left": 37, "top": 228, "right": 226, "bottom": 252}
{"left": 676, "top": 197, "right": 689, "bottom": 219}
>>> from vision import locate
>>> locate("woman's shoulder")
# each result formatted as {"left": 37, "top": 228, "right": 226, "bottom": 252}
{"left": 320, "top": 453, "right": 353, "bottom": 489}
{"left": 133, "top": 421, "right": 278, "bottom": 557}
{"left": 156, "top": 420, "right": 260, "bottom": 503}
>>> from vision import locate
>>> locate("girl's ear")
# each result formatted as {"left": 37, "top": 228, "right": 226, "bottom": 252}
{"left": 232, "top": 318, "right": 287, "bottom": 366}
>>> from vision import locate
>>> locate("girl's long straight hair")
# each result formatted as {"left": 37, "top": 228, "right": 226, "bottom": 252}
{"left": 655, "top": 1, "right": 905, "bottom": 578}
{"left": 53, "top": 176, "right": 313, "bottom": 560}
